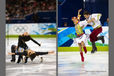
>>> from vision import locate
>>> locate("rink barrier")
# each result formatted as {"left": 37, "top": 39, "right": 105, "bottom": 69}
{"left": 58, "top": 46, "right": 109, "bottom": 52}
{"left": 6, "top": 23, "right": 56, "bottom": 35}
{"left": 58, "top": 26, "right": 109, "bottom": 47}
{"left": 6, "top": 35, "right": 56, "bottom": 38}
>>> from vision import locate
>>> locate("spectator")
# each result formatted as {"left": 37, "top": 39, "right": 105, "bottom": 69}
{"left": 6, "top": 0, "right": 56, "bottom": 19}
{"left": 104, "top": 18, "right": 109, "bottom": 26}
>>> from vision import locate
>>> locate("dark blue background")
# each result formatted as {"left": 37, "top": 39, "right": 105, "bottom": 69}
{"left": 6, "top": 11, "right": 56, "bottom": 23}
{"left": 58, "top": 0, "right": 108, "bottom": 27}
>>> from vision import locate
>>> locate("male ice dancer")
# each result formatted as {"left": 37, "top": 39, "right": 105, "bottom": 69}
{"left": 11, "top": 32, "right": 41, "bottom": 63}
{"left": 72, "top": 9, "right": 88, "bottom": 62}
{"left": 83, "top": 11, "right": 104, "bottom": 53}
{"left": 9, "top": 47, "right": 54, "bottom": 63}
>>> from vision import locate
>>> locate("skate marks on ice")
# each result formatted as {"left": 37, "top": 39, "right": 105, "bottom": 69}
{"left": 58, "top": 52, "right": 108, "bottom": 76}
{"left": 6, "top": 55, "right": 56, "bottom": 76}
{"left": 6, "top": 38, "right": 56, "bottom": 76}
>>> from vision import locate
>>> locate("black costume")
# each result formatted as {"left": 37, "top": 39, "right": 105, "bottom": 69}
{"left": 11, "top": 35, "right": 41, "bottom": 63}
{"left": 15, "top": 51, "right": 48, "bottom": 63}
{"left": 17, "top": 35, "right": 40, "bottom": 50}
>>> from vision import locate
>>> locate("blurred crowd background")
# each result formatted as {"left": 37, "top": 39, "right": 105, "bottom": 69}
{"left": 6, "top": 0, "right": 56, "bottom": 23}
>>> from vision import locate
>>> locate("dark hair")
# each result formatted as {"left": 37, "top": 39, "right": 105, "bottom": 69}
{"left": 83, "top": 10, "right": 91, "bottom": 15}
{"left": 11, "top": 45, "right": 16, "bottom": 50}
{"left": 30, "top": 53, "right": 36, "bottom": 61}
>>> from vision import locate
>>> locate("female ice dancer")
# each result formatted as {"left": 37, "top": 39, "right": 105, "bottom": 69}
{"left": 8, "top": 45, "right": 54, "bottom": 63}
{"left": 72, "top": 9, "right": 88, "bottom": 62}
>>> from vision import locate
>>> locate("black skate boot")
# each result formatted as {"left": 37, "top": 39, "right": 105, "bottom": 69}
{"left": 24, "top": 57, "right": 28, "bottom": 64}
{"left": 91, "top": 42, "right": 97, "bottom": 53}
{"left": 97, "top": 36, "right": 105, "bottom": 44}
{"left": 40, "top": 57, "right": 43, "bottom": 63}
{"left": 11, "top": 45, "right": 16, "bottom": 62}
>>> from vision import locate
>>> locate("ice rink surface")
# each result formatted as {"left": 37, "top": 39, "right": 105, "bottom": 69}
{"left": 6, "top": 38, "right": 56, "bottom": 76}
{"left": 58, "top": 52, "right": 108, "bottom": 76}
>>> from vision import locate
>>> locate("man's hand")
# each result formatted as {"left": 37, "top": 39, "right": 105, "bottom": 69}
{"left": 48, "top": 51, "right": 55, "bottom": 54}
{"left": 39, "top": 44, "right": 41, "bottom": 46}
{"left": 8, "top": 52, "right": 15, "bottom": 55}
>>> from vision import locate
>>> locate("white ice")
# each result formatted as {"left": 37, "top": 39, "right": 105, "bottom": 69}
{"left": 58, "top": 52, "right": 108, "bottom": 76}
{"left": 6, "top": 38, "right": 56, "bottom": 76}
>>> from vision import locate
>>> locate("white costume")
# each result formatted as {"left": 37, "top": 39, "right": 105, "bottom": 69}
{"left": 87, "top": 13, "right": 102, "bottom": 29}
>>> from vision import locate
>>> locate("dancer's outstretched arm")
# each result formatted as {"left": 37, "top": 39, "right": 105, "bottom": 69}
{"left": 8, "top": 52, "right": 27, "bottom": 56}
{"left": 77, "top": 9, "right": 82, "bottom": 20}
{"left": 30, "top": 36, "right": 41, "bottom": 46}
{"left": 35, "top": 51, "right": 54, "bottom": 55}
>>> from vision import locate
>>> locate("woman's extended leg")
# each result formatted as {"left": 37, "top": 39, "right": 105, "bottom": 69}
{"left": 81, "top": 41, "right": 87, "bottom": 54}
{"left": 78, "top": 43, "right": 84, "bottom": 62}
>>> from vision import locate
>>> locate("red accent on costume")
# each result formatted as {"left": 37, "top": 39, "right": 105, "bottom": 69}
{"left": 83, "top": 46, "right": 87, "bottom": 54}
{"left": 77, "top": 33, "right": 84, "bottom": 37}
{"left": 80, "top": 51, "right": 84, "bottom": 62}
{"left": 90, "top": 27, "right": 102, "bottom": 42}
